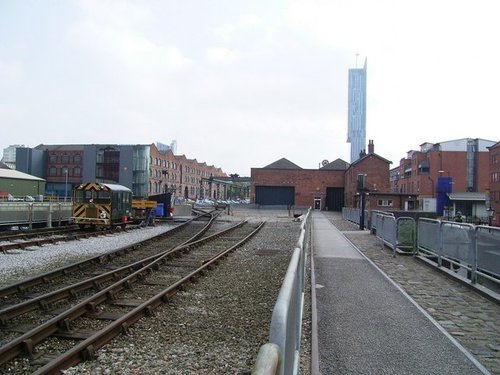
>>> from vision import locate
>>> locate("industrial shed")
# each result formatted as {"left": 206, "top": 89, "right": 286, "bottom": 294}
{"left": 0, "top": 166, "right": 46, "bottom": 198}
{"left": 250, "top": 158, "right": 347, "bottom": 210}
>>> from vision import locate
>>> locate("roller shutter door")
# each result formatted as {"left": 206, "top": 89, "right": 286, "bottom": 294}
{"left": 326, "top": 187, "right": 344, "bottom": 211}
{"left": 255, "top": 186, "right": 295, "bottom": 206}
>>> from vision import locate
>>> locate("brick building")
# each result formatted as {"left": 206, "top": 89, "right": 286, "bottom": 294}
{"left": 391, "top": 138, "right": 495, "bottom": 220}
{"left": 344, "top": 140, "right": 418, "bottom": 211}
{"left": 487, "top": 141, "right": 500, "bottom": 226}
{"left": 16, "top": 143, "right": 226, "bottom": 200}
{"left": 149, "top": 146, "right": 226, "bottom": 200}
{"left": 391, "top": 138, "right": 493, "bottom": 197}
{"left": 251, "top": 142, "right": 419, "bottom": 212}
{"left": 250, "top": 158, "right": 347, "bottom": 210}
{"left": 251, "top": 138, "right": 497, "bottom": 221}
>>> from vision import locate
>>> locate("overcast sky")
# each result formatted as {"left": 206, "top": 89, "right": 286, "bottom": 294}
{"left": 1, "top": 0, "right": 499, "bottom": 176}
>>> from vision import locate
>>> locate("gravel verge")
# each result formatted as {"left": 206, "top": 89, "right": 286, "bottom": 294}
{"left": 0, "top": 225, "right": 176, "bottom": 287}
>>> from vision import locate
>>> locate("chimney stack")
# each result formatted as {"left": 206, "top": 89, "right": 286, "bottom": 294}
{"left": 368, "top": 140, "right": 374, "bottom": 154}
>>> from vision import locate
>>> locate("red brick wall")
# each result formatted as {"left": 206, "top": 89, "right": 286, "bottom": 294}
{"left": 45, "top": 148, "right": 84, "bottom": 185}
{"left": 393, "top": 149, "right": 492, "bottom": 197}
{"left": 489, "top": 142, "right": 500, "bottom": 226}
{"left": 250, "top": 168, "right": 344, "bottom": 207}
{"left": 344, "top": 155, "right": 391, "bottom": 207}
{"left": 149, "top": 144, "right": 226, "bottom": 199}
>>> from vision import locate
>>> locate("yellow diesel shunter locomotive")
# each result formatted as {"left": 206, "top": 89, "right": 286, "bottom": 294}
{"left": 73, "top": 182, "right": 133, "bottom": 229}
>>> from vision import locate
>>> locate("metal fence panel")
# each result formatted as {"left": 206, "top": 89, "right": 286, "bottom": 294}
{"left": 476, "top": 226, "right": 500, "bottom": 279}
{"left": 417, "top": 218, "right": 441, "bottom": 255}
{"left": 417, "top": 219, "right": 499, "bottom": 287}
{"left": 441, "top": 222, "right": 475, "bottom": 265}
{"left": 396, "top": 217, "right": 416, "bottom": 253}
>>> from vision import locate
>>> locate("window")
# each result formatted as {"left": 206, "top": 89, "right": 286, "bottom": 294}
{"left": 61, "top": 154, "right": 69, "bottom": 163}
{"left": 491, "top": 153, "right": 498, "bottom": 164}
{"left": 95, "top": 191, "right": 111, "bottom": 203}
{"left": 378, "top": 199, "right": 393, "bottom": 207}
{"left": 49, "top": 166, "right": 57, "bottom": 176}
{"left": 50, "top": 154, "right": 57, "bottom": 163}
{"left": 74, "top": 154, "right": 81, "bottom": 163}
{"left": 74, "top": 167, "right": 81, "bottom": 176}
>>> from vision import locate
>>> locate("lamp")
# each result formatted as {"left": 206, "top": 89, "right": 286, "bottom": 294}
{"left": 64, "top": 168, "right": 68, "bottom": 201}
{"left": 487, "top": 206, "right": 495, "bottom": 226}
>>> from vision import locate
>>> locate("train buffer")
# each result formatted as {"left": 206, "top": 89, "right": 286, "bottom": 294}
{"left": 132, "top": 199, "right": 157, "bottom": 210}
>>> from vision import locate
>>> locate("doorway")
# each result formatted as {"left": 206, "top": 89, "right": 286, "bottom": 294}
{"left": 314, "top": 198, "right": 321, "bottom": 210}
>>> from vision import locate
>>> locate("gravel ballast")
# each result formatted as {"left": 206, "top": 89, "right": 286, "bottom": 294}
{"left": 0, "top": 225, "right": 176, "bottom": 287}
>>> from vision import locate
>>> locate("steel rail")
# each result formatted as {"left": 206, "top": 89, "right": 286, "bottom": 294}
{"left": 0, "top": 226, "right": 78, "bottom": 242}
{"left": 0, "top": 225, "right": 145, "bottom": 254}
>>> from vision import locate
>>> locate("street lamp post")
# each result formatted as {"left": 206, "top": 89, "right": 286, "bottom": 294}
{"left": 357, "top": 174, "right": 367, "bottom": 230}
{"left": 64, "top": 168, "right": 68, "bottom": 201}
{"left": 487, "top": 207, "right": 495, "bottom": 226}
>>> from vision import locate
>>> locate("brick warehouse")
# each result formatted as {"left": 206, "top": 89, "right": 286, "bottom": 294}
{"left": 251, "top": 158, "right": 347, "bottom": 210}
{"left": 252, "top": 141, "right": 426, "bottom": 213}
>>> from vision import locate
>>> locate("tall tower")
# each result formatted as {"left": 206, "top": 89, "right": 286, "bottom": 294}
{"left": 347, "top": 58, "right": 367, "bottom": 162}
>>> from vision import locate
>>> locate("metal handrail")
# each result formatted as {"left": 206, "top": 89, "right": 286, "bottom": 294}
{"left": 252, "top": 208, "right": 311, "bottom": 375}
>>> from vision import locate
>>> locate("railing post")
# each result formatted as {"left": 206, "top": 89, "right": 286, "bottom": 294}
{"left": 471, "top": 227, "right": 478, "bottom": 284}
{"left": 28, "top": 203, "right": 33, "bottom": 230}
{"left": 438, "top": 221, "right": 444, "bottom": 267}
{"left": 47, "top": 202, "right": 52, "bottom": 228}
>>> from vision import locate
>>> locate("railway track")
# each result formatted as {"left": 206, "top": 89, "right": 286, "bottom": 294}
{"left": 0, "top": 224, "right": 150, "bottom": 255}
{"left": 0, "top": 212, "right": 216, "bottom": 302}
{"left": 0, "top": 210, "right": 215, "bottom": 254}
{"left": 0, "top": 216, "right": 263, "bottom": 374}
{"left": 0, "top": 226, "right": 78, "bottom": 241}
{"left": 0, "top": 227, "right": 87, "bottom": 254}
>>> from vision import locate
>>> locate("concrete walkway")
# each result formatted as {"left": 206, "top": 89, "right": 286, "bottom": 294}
{"left": 311, "top": 211, "right": 489, "bottom": 375}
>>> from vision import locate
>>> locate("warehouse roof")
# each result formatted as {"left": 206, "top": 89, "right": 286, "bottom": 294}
{"left": 263, "top": 158, "right": 302, "bottom": 169}
{"left": 320, "top": 158, "right": 350, "bottom": 170}
{"left": 0, "top": 168, "right": 45, "bottom": 181}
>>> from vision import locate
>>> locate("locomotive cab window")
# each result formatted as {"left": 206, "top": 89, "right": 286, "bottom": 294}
{"left": 74, "top": 190, "right": 93, "bottom": 203}
{"left": 95, "top": 191, "right": 111, "bottom": 204}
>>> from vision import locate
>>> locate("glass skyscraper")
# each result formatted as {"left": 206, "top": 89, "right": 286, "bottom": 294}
{"left": 347, "top": 58, "right": 367, "bottom": 162}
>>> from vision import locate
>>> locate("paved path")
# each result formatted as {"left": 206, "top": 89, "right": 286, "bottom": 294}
{"left": 312, "top": 211, "right": 497, "bottom": 374}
